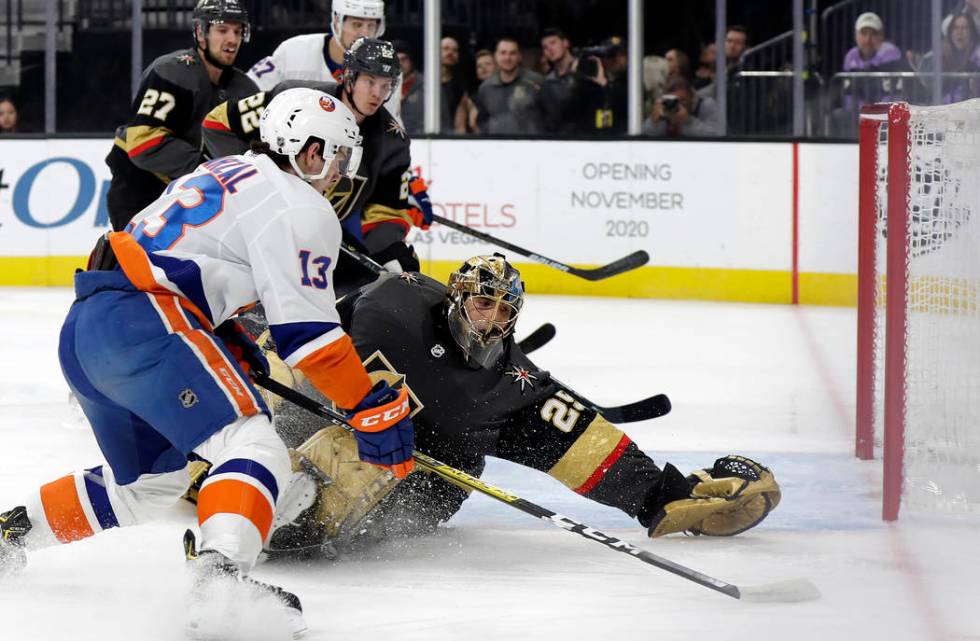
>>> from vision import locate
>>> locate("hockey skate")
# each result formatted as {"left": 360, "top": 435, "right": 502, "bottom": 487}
{"left": 183, "top": 530, "right": 308, "bottom": 640}
{"left": 0, "top": 506, "right": 31, "bottom": 577}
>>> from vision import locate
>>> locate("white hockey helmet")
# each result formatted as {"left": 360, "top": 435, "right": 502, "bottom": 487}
{"left": 259, "top": 88, "right": 363, "bottom": 182}
{"left": 331, "top": 0, "right": 386, "bottom": 50}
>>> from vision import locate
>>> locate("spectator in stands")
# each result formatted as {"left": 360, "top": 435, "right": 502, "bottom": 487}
{"left": 474, "top": 38, "right": 545, "bottom": 135}
{"left": 441, "top": 36, "right": 469, "bottom": 133}
{"left": 0, "top": 96, "right": 18, "bottom": 134}
{"left": 725, "top": 26, "right": 750, "bottom": 69}
{"left": 693, "top": 42, "right": 717, "bottom": 90}
{"left": 643, "top": 75, "right": 720, "bottom": 138}
{"left": 643, "top": 48, "right": 692, "bottom": 107}
{"left": 955, "top": 0, "right": 980, "bottom": 36}
{"left": 917, "top": 13, "right": 980, "bottom": 103}
{"left": 539, "top": 27, "right": 584, "bottom": 134}
{"left": 844, "top": 12, "right": 903, "bottom": 72}
{"left": 698, "top": 26, "right": 749, "bottom": 99}
{"left": 394, "top": 40, "right": 423, "bottom": 135}
{"left": 832, "top": 12, "right": 908, "bottom": 136}
{"left": 466, "top": 50, "right": 497, "bottom": 132}
{"left": 475, "top": 49, "right": 496, "bottom": 82}
{"left": 666, "top": 48, "right": 692, "bottom": 80}
{"left": 599, "top": 36, "right": 629, "bottom": 134}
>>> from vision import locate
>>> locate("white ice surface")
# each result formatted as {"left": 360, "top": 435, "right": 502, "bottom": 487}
{"left": 0, "top": 288, "right": 977, "bottom": 641}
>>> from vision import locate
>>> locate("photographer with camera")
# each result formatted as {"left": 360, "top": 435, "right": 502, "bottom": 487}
{"left": 539, "top": 28, "right": 604, "bottom": 134}
{"left": 643, "top": 75, "right": 720, "bottom": 137}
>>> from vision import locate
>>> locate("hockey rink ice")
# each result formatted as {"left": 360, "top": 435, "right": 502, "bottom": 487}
{"left": 1, "top": 287, "right": 977, "bottom": 641}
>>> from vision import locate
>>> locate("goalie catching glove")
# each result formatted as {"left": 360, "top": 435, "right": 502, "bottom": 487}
{"left": 641, "top": 455, "right": 781, "bottom": 537}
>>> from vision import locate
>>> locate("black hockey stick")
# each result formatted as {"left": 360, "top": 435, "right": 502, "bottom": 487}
{"left": 432, "top": 214, "right": 649, "bottom": 281}
{"left": 254, "top": 376, "right": 819, "bottom": 603}
{"left": 516, "top": 322, "right": 556, "bottom": 354}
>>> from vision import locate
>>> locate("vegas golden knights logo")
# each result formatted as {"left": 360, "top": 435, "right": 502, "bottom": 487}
{"left": 325, "top": 174, "right": 368, "bottom": 221}
{"left": 363, "top": 350, "right": 424, "bottom": 417}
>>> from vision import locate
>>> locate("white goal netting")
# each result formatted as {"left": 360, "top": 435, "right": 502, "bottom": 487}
{"left": 866, "top": 100, "right": 980, "bottom": 514}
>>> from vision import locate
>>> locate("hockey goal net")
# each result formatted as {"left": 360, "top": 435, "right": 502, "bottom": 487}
{"left": 857, "top": 101, "right": 980, "bottom": 521}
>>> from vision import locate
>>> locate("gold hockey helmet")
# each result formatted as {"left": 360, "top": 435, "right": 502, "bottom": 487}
{"left": 446, "top": 254, "right": 525, "bottom": 368}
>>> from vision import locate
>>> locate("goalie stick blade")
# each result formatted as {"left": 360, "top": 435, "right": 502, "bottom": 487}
{"left": 568, "top": 250, "right": 650, "bottom": 281}
{"left": 599, "top": 394, "right": 671, "bottom": 423}
{"left": 517, "top": 323, "right": 556, "bottom": 355}
{"left": 735, "top": 579, "right": 822, "bottom": 603}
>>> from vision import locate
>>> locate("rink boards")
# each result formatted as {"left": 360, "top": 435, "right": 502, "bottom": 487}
{"left": 0, "top": 137, "right": 858, "bottom": 305}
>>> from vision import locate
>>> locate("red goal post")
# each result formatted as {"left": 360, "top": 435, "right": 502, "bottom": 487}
{"left": 857, "top": 101, "right": 980, "bottom": 521}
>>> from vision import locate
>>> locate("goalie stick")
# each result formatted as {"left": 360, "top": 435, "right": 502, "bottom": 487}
{"left": 254, "top": 375, "right": 819, "bottom": 603}
{"left": 432, "top": 214, "right": 649, "bottom": 281}
{"left": 515, "top": 321, "right": 555, "bottom": 355}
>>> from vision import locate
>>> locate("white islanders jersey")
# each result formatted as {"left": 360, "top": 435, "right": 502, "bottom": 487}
{"left": 115, "top": 152, "right": 347, "bottom": 370}
{"left": 247, "top": 33, "right": 402, "bottom": 123}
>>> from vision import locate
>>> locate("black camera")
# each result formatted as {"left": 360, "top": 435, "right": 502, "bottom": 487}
{"left": 661, "top": 94, "right": 681, "bottom": 114}
{"left": 575, "top": 45, "right": 614, "bottom": 78}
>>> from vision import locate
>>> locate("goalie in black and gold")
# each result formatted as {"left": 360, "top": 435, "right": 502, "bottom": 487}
{"left": 232, "top": 255, "right": 782, "bottom": 556}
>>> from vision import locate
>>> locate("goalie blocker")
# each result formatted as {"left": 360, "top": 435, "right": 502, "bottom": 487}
{"left": 235, "top": 255, "right": 782, "bottom": 553}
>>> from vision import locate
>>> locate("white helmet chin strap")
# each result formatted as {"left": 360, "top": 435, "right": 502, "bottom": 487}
{"left": 288, "top": 153, "right": 331, "bottom": 182}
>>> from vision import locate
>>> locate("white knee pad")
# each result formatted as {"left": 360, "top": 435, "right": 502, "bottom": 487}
{"left": 193, "top": 414, "right": 291, "bottom": 569}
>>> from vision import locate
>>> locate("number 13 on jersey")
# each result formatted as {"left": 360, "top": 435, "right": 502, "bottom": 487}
{"left": 299, "top": 250, "right": 332, "bottom": 289}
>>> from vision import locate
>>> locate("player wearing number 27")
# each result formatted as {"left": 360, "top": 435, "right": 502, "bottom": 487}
{"left": 0, "top": 88, "right": 415, "bottom": 639}
{"left": 103, "top": 0, "right": 258, "bottom": 231}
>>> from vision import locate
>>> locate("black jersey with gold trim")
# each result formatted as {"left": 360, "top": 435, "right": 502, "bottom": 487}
{"left": 104, "top": 48, "right": 256, "bottom": 230}
{"left": 337, "top": 273, "right": 665, "bottom": 531}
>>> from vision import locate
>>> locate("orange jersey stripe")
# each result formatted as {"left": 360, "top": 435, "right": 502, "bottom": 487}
{"left": 109, "top": 231, "right": 213, "bottom": 330}
{"left": 296, "top": 334, "right": 373, "bottom": 410}
{"left": 40, "top": 475, "right": 95, "bottom": 544}
{"left": 151, "top": 293, "right": 259, "bottom": 417}
{"left": 573, "top": 434, "right": 632, "bottom": 495}
{"left": 197, "top": 479, "right": 275, "bottom": 541}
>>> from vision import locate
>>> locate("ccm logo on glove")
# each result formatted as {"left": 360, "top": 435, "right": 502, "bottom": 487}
{"left": 350, "top": 393, "right": 410, "bottom": 430}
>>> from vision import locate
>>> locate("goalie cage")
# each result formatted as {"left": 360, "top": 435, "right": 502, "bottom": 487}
{"left": 857, "top": 101, "right": 980, "bottom": 521}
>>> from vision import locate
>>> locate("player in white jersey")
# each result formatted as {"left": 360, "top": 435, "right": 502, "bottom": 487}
{"left": 247, "top": 0, "right": 403, "bottom": 122}
{"left": 0, "top": 88, "right": 415, "bottom": 639}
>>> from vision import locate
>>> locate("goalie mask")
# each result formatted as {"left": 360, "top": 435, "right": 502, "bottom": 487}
{"left": 446, "top": 255, "right": 525, "bottom": 369}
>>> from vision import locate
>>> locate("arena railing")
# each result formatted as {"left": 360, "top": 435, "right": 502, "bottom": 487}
{"left": 823, "top": 71, "right": 980, "bottom": 138}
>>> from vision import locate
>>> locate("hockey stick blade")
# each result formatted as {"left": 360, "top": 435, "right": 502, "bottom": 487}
{"left": 598, "top": 394, "right": 671, "bottom": 423}
{"left": 433, "top": 214, "right": 648, "bottom": 281}
{"left": 562, "top": 250, "right": 650, "bottom": 281}
{"left": 517, "top": 323, "right": 556, "bottom": 354}
{"left": 735, "top": 578, "right": 822, "bottom": 603}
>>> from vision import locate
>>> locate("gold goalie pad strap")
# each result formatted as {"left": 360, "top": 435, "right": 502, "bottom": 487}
{"left": 649, "top": 456, "right": 782, "bottom": 538}
{"left": 295, "top": 425, "right": 402, "bottom": 539}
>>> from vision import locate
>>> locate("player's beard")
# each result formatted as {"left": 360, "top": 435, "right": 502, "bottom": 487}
{"left": 201, "top": 38, "right": 235, "bottom": 70}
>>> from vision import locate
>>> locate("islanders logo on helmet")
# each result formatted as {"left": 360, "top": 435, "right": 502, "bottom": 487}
{"left": 319, "top": 95, "right": 337, "bottom": 112}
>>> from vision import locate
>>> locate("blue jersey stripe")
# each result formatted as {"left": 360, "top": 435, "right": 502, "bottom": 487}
{"left": 146, "top": 252, "right": 215, "bottom": 325}
{"left": 83, "top": 466, "right": 120, "bottom": 530}
{"left": 270, "top": 321, "right": 341, "bottom": 362}
{"left": 209, "top": 458, "right": 279, "bottom": 500}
